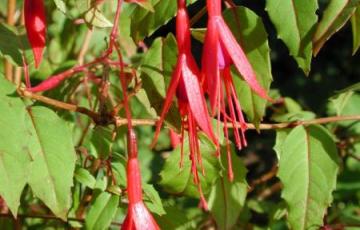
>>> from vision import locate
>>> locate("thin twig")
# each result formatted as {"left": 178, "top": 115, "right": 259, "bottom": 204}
{"left": 18, "top": 88, "right": 360, "bottom": 130}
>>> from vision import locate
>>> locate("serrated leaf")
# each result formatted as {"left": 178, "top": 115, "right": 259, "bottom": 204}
{"left": 84, "top": 7, "right": 113, "bottom": 28}
{"left": 351, "top": 7, "right": 360, "bottom": 54}
{"left": 277, "top": 125, "right": 339, "bottom": 230}
{"left": 0, "top": 78, "right": 32, "bottom": 216}
{"left": 208, "top": 145, "right": 248, "bottom": 230}
{"left": 159, "top": 133, "right": 221, "bottom": 198}
{"left": 266, "top": 0, "right": 318, "bottom": 74}
{"left": 139, "top": 34, "right": 181, "bottom": 129}
{"left": 27, "top": 106, "right": 76, "bottom": 220}
{"left": 85, "top": 192, "right": 119, "bottom": 230}
{"left": 313, "top": 0, "right": 360, "bottom": 56}
{"left": 0, "top": 78, "right": 76, "bottom": 219}
{"left": 223, "top": 7, "right": 273, "bottom": 127}
{"left": 0, "top": 23, "right": 33, "bottom": 66}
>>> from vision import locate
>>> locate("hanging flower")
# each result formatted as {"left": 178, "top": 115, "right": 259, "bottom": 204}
{"left": 202, "top": 0, "right": 272, "bottom": 180}
{"left": 151, "top": 0, "right": 217, "bottom": 210}
{"left": 122, "top": 129, "right": 160, "bottom": 230}
{"left": 24, "top": 0, "right": 47, "bottom": 68}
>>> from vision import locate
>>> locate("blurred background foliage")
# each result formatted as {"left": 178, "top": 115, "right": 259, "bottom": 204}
{"left": 0, "top": 0, "right": 359, "bottom": 229}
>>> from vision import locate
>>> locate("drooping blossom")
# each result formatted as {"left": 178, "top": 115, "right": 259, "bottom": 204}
{"left": 202, "top": 0, "right": 272, "bottom": 180}
{"left": 151, "top": 0, "right": 217, "bottom": 209}
{"left": 24, "top": 0, "right": 46, "bottom": 69}
{"left": 122, "top": 129, "right": 160, "bottom": 230}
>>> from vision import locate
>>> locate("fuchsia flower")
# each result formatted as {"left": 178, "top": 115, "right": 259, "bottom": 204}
{"left": 122, "top": 129, "right": 160, "bottom": 230}
{"left": 202, "top": 0, "right": 272, "bottom": 180}
{"left": 151, "top": 0, "right": 217, "bottom": 209}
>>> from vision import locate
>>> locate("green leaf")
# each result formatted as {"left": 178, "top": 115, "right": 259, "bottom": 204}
{"left": 143, "top": 184, "right": 166, "bottom": 216}
{"left": 0, "top": 78, "right": 76, "bottom": 219}
{"left": 27, "top": 106, "right": 77, "bottom": 220}
{"left": 139, "top": 34, "right": 181, "bottom": 129}
{"left": 159, "top": 133, "right": 221, "bottom": 198}
{"left": 0, "top": 23, "right": 32, "bottom": 66}
{"left": 84, "top": 7, "right": 113, "bottom": 28}
{"left": 328, "top": 93, "right": 360, "bottom": 133}
{"left": 208, "top": 145, "right": 248, "bottom": 230}
{"left": 53, "top": 0, "right": 67, "bottom": 14}
{"left": 74, "top": 167, "right": 96, "bottom": 189}
{"left": 91, "top": 126, "right": 114, "bottom": 159}
{"left": 0, "top": 78, "right": 32, "bottom": 215}
{"left": 85, "top": 192, "right": 119, "bottom": 230}
{"left": 313, "top": 0, "right": 360, "bottom": 56}
{"left": 330, "top": 91, "right": 354, "bottom": 116}
{"left": 273, "top": 129, "right": 291, "bottom": 160}
{"left": 277, "top": 125, "right": 339, "bottom": 230}
{"left": 223, "top": 6, "right": 273, "bottom": 127}
{"left": 266, "top": 0, "right": 318, "bottom": 74}
{"left": 129, "top": 0, "right": 175, "bottom": 42}
{"left": 351, "top": 7, "right": 360, "bottom": 54}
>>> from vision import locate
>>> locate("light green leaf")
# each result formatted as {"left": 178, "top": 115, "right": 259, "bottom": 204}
{"left": 85, "top": 192, "right": 119, "bottom": 230}
{"left": 91, "top": 126, "right": 114, "bottom": 159}
{"left": 266, "top": 0, "right": 318, "bottom": 74}
{"left": 351, "top": 7, "right": 360, "bottom": 54}
{"left": 0, "top": 23, "right": 33, "bottom": 66}
{"left": 313, "top": 0, "right": 360, "bottom": 56}
{"left": 223, "top": 6, "right": 273, "bottom": 127}
{"left": 84, "top": 7, "right": 113, "bottom": 28}
{"left": 330, "top": 91, "right": 354, "bottom": 116}
{"left": 27, "top": 106, "right": 76, "bottom": 220}
{"left": 0, "top": 78, "right": 32, "bottom": 216}
{"left": 143, "top": 184, "right": 166, "bottom": 216}
{"left": 0, "top": 78, "right": 76, "bottom": 219}
{"left": 139, "top": 34, "right": 181, "bottom": 129}
{"left": 74, "top": 167, "right": 96, "bottom": 189}
{"left": 53, "top": 0, "right": 67, "bottom": 14}
{"left": 208, "top": 145, "right": 248, "bottom": 230}
{"left": 277, "top": 125, "right": 339, "bottom": 230}
{"left": 159, "top": 133, "right": 221, "bottom": 198}
{"left": 273, "top": 129, "right": 291, "bottom": 160}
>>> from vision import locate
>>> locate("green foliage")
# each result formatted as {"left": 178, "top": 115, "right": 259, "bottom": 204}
{"left": 0, "top": 1, "right": 359, "bottom": 229}
{"left": 266, "top": 0, "right": 318, "bottom": 74}
{"left": 276, "top": 125, "right": 339, "bottom": 230}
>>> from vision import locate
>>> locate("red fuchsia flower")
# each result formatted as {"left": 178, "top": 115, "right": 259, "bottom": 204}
{"left": 122, "top": 129, "right": 160, "bottom": 230}
{"left": 24, "top": 0, "right": 46, "bottom": 69}
{"left": 202, "top": 0, "right": 272, "bottom": 181}
{"left": 151, "top": 0, "right": 218, "bottom": 210}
